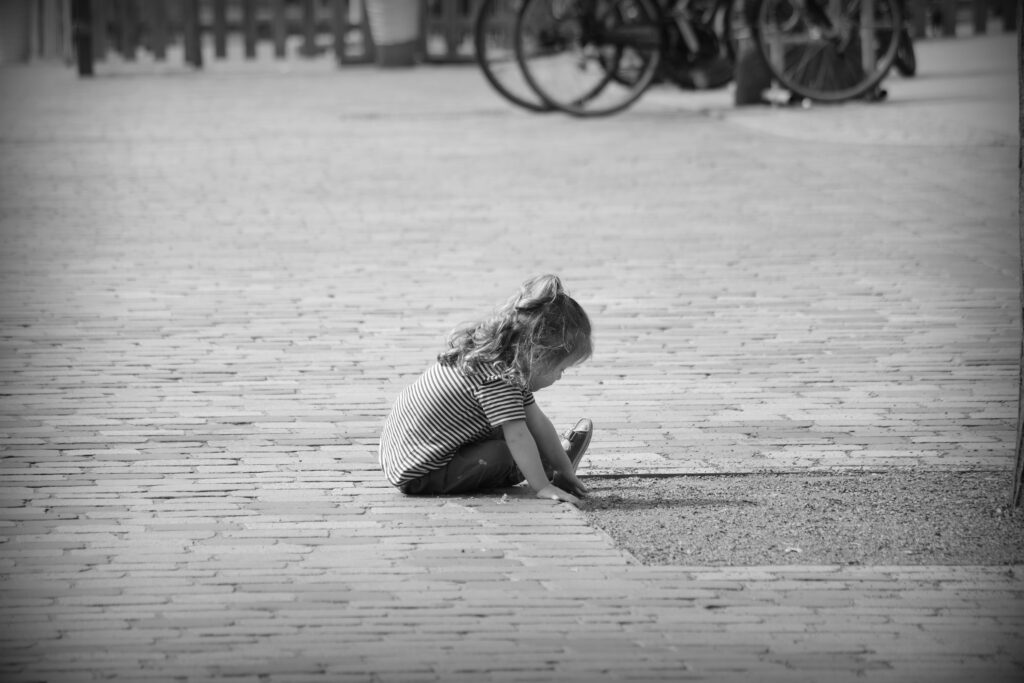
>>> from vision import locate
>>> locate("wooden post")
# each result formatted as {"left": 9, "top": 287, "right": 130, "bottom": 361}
{"left": 72, "top": 0, "right": 94, "bottom": 75}
{"left": 1014, "top": 0, "right": 1024, "bottom": 509}
{"left": 907, "top": 0, "right": 926, "bottom": 39}
{"left": 243, "top": 0, "right": 257, "bottom": 59}
{"left": 1003, "top": 0, "right": 1017, "bottom": 31}
{"left": 137, "top": 0, "right": 151, "bottom": 54}
{"left": 733, "top": 18, "right": 772, "bottom": 104}
{"left": 973, "top": 0, "right": 987, "bottom": 34}
{"left": 118, "top": 0, "right": 137, "bottom": 59}
{"left": 91, "top": 0, "right": 107, "bottom": 60}
{"left": 333, "top": 0, "right": 374, "bottom": 64}
{"left": 212, "top": 0, "right": 227, "bottom": 58}
{"left": 27, "top": 0, "right": 39, "bottom": 59}
{"left": 63, "top": 0, "right": 75, "bottom": 63}
{"left": 360, "top": 0, "right": 376, "bottom": 63}
{"left": 424, "top": 0, "right": 441, "bottom": 59}
{"left": 301, "top": 0, "right": 317, "bottom": 57}
{"left": 39, "top": 0, "right": 65, "bottom": 60}
{"left": 150, "top": 0, "right": 168, "bottom": 60}
{"left": 271, "top": 0, "right": 287, "bottom": 57}
{"left": 332, "top": 0, "right": 346, "bottom": 63}
{"left": 939, "top": 0, "right": 957, "bottom": 36}
{"left": 183, "top": 0, "right": 202, "bottom": 67}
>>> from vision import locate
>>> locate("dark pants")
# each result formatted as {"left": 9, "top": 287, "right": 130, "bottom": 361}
{"left": 400, "top": 437, "right": 530, "bottom": 495}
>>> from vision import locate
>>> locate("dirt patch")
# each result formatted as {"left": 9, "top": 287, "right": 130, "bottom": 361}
{"left": 579, "top": 470, "right": 1024, "bottom": 566}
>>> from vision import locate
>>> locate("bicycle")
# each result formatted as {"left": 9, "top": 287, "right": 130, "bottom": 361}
{"left": 748, "top": 0, "right": 904, "bottom": 103}
{"left": 509, "top": 0, "right": 739, "bottom": 116}
{"left": 474, "top": 0, "right": 554, "bottom": 112}
{"left": 477, "top": 0, "right": 904, "bottom": 115}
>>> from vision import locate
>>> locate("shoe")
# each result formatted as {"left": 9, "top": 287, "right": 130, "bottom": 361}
{"left": 864, "top": 87, "right": 888, "bottom": 102}
{"left": 561, "top": 418, "right": 593, "bottom": 473}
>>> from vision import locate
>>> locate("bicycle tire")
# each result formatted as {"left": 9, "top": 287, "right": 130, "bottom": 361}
{"left": 515, "top": 0, "right": 664, "bottom": 117}
{"left": 752, "top": 0, "right": 902, "bottom": 102}
{"left": 719, "top": 0, "right": 741, "bottom": 65}
{"left": 893, "top": 28, "right": 916, "bottom": 76}
{"left": 474, "top": 0, "right": 553, "bottom": 112}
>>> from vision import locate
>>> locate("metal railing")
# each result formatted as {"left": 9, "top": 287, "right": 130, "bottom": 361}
{"left": 0, "top": 0, "right": 1014, "bottom": 72}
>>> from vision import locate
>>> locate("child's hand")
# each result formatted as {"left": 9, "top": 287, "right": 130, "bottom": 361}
{"left": 554, "top": 472, "right": 588, "bottom": 498}
{"left": 536, "top": 484, "right": 581, "bottom": 506}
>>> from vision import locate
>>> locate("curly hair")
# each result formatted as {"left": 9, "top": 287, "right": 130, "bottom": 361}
{"left": 438, "top": 274, "right": 592, "bottom": 386}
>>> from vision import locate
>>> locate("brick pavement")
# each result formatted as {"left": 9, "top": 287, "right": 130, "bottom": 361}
{"left": 1, "top": 32, "right": 1022, "bottom": 682}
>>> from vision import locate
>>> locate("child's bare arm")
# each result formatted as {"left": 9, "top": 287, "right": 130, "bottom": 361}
{"left": 502, "top": 419, "right": 580, "bottom": 505}
{"left": 524, "top": 403, "right": 572, "bottom": 469}
{"left": 524, "top": 402, "right": 588, "bottom": 496}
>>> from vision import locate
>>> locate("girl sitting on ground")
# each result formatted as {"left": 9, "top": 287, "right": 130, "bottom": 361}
{"left": 379, "top": 274, "right": 593, "bottom": 506}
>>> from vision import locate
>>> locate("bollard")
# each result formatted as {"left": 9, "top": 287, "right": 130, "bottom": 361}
{"left": 939, "top": 0, "right": 957, "bottom": 36}
{"left": 71, "top": 0, "right": 94, "bottom": 77}
{"left": 972, "top": 0, "right": 987, "bottom": 33}
{"left": 908, "top": 0, "right": 927, "bottom": 38}
{"left": 733, "top": 1, "right": 772, "bottom": 105}
{"left": 301, "top": 0, "right": 319, "bottom": 57}
{"left": 213, "top": 0, "right": 228, "bottom": 58}
{"left": 272, "top": 0, "right": 288, "bottom": 57}
{"left": 243, "top": 0, "right": 258, "bottom": 59}
{"left": 333, "top": 0, "right": 376, "bottom": 64}
{"left": 364, "top": 0, "right": 421, "bottom": 66}
{"left": 1002, "top": 0, "right": 1017, "bottom": 31}
{"left": 147, "top": 1, "right": 169, "bottom": 61}
{"left": 183, "top": 0, "right": 203, "bottom": 68}
{"left": 116, "top": 0, "right": 138, "bottom": 60}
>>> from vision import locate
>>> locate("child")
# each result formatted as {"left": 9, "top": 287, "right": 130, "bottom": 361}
{"left": 379, "top": 274, "right": 593, "bottom": 506}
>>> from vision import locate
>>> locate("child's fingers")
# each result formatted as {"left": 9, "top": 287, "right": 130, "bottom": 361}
{"left": 537, "top": 485, "right": 580, "bottom": 506}
{"left": 565, "top": 484, "right": 586, "bottom": 498}
{"left": 564, "top": 476, "right": 588, "bottom": 497}
{"left": 547, "top": 490, "right": 576, "bottom": 503}
{"left": 554, "top": 473, "right": 589, "bottom": 497}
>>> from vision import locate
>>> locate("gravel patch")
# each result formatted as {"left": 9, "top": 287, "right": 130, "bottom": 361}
{"left": 580, "top": 470, "right": 1024, "bottom": 566}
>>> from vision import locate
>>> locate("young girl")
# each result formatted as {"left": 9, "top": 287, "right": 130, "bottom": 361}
{"left": 379, "top": 274, "right": 593, "bottom": 506}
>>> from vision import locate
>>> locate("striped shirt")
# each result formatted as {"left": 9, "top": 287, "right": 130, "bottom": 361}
{"left": 379, "top": 361, "right": 535, "bottom": 487}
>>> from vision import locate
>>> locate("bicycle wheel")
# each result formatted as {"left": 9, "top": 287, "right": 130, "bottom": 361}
{"left": 893, "top": 28, "right": 915, "bottom": 76}
{"left": 475, "top": 0, "right": 553, "bottom": 112}
{"left": 713, "top": 0, "right": 740, "bottom": 65}
{"left": 753, "top": 0, "right": 902, "bottom": 102}
{"left": 515, "top": 0, "right": 664, "bottom": 117}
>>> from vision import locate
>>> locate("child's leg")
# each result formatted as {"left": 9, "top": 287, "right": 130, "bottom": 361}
{"left": 401, "top": 438, "right": 526, "bottom": 495}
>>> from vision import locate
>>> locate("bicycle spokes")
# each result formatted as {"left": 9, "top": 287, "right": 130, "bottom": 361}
{"left": 475, "top": 0, "right": 553, "bottom": 111}
{"left": 515, "top": 0, "right": 664, "bottom": 116}
{"left": 754, "top": 0, "right": 902, "bottom": 102}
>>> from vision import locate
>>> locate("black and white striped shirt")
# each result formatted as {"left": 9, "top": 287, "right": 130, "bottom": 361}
{"left": 379, "top": 362, "right": 535, "bottom": 487}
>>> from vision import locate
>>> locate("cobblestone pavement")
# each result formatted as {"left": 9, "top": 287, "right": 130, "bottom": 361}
{"left": 1, "top": 31, "right": 1022, "bottom": 682}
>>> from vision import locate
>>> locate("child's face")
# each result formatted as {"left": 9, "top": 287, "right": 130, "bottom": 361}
{"left": 529, "top": 356, "right": 577, "bottom": 392}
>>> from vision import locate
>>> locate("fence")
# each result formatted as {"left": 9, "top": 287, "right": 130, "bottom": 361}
{"left": 912, "top": 0, "right": 1017, "bottom": 37}
{"left": 66, "top": 0, "right": 379, "bottom": 68}
{"left": 1, "top": 0, "right": 479, "bottom": 69}
{"left": 0, "top": 0, "right": 1017, "bottom": 72}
